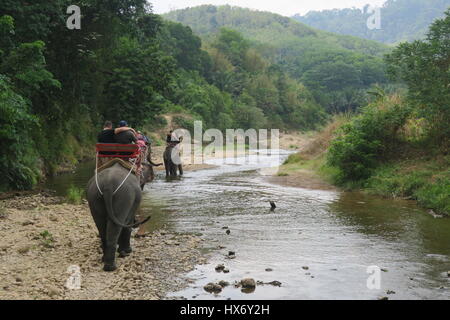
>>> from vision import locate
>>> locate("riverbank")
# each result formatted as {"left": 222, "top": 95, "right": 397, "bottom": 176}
{"left": 0, "top": 192, "right": 206, "bottom": 300}
{"left": 273, "top": 117, "right": 450, "bottom": 216}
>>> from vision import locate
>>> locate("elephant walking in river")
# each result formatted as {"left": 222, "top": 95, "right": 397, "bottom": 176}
{"left": 164, "top": 144, "right": 183, "bottom": 177}
{"left": 86, "top": 163, "right": 152, "bottom": 271}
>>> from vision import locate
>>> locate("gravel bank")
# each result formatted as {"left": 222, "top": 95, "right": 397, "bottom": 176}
{"left": 0, "top": 193, "right": 206, "bottom": 300}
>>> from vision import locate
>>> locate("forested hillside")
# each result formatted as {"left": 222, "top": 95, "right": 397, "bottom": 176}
{"left": 293, "top": 0, "right": 450, "bottom": 44}
{"left": 283, "top": 9, "right": 450, "bottom": 214}
{"left": 164, "top": 5, "right": 391, "bottom": 114}
{"left": 0, "top": 1, "right": 325, "bottom": 191}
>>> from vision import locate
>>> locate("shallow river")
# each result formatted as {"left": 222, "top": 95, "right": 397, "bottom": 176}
{"left": 45, "top": 150, "right": 450, "bottom": 300}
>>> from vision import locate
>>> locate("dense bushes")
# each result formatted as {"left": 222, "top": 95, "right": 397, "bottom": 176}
{"left": 327, "top": 95, "right": 410, "bottom": 183}
{"left": 0, "top": 76, "right": 39, "bottom": 191}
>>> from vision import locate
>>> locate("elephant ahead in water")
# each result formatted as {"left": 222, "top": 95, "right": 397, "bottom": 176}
{"left": 86, "top": 163, "right": 153, "bottom": 271}
{"left": 163, "top": 144, "right": 183, "bottom": 177}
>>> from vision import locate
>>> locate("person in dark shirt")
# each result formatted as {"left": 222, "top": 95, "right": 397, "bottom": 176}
{"left": 97, "top": 120, "right": 135, "bottom": 143}
{"left": 114, "top": 120, "right": 137, "bottom": 144}
{"left": 98, "top": 121, "right": 115, "bottom": 143}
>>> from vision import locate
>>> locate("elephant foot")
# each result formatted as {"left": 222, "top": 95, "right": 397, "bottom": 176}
{"left": 103, "top": 264, "right": 117, "bottom": 272}
{"left": 118, "top": 247, "right": 132, "bottom": 258}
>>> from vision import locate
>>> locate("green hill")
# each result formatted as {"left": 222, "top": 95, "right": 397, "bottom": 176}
{"left": 164, "top": 5, "right": 389, "bottom": 56}
{"left": 164, "top": 5, "right": 391, "bottom": 113}
{"left": 293, "top": 0, "right": 450, "bottom": 44}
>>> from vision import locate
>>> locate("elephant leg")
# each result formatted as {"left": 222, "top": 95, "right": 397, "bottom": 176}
{"left": 171, "top": 163, "right": 177, "bottom": 177}
{"left": 118, "top": 228, "right": 132, "bottom": 257}
{"left": 118, "top": 192, "right": 141, "bottom": 257}
{"left": 178, "top": 164, "right": 183, "bottom": 176}
{"left": 164, "top": 159, "right": 170, "bottom": 177}
{"left": 103, "top": 220, "right": 122, "bottom": 272}
{"left": 88, "top": 199, "right": 107, "bottom": 259}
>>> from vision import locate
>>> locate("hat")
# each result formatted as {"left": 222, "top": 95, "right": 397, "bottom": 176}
{"left": 119, "top": 120, "right": 128, "bottom": 127}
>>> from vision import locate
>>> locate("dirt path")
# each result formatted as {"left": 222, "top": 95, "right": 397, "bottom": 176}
{"left": 0, "top": 193, "right": 206, "bottom": 300}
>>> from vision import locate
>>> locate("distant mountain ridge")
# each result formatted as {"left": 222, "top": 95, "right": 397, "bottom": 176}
{"left": 164, "top": 4, "right": 389, "bottom": 56}
{"left": 293, "top": 0, "right": 450, "bottom": 44}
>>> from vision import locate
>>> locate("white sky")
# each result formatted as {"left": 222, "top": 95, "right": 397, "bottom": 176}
{"left": 151, "top": 0, "right": 387, "bottom": 16}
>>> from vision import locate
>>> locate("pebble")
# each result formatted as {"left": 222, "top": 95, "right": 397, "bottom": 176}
{"left": 240, "top": 278, "right": 256, "bottom": 289}
{"left": 265, "top": 268, "right": 273, "bottom": 272}
{"left": 386, "top": 290, "right": 396, "bottom": 295}
{"left": 218, "top": 280, "right": 230, "bottom": 287}
{"left": 204, "top": 283, "right": 222, "bottom": 293}
{"left": 215, "top": 264, "right": 226, "bottom": 272}
{"left": 302, "top": 266, "right": 309, "bottom": 270}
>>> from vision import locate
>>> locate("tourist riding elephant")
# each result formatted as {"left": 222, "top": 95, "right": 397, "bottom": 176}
{"left": 86, "top": 163, "right": 153, "bottom": 271}
{"left": 163, "top": 144, "right": 183, "bottom": 177}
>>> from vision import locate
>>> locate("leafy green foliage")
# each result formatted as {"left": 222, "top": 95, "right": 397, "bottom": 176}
{"left": 66, "top": 185, "right": 84, "bottom": 204}
{"left": 0, "top": 75, "right": 39, "bottom": 191}
{"left": 386, "top": 9, "right": 450, "bottom": 143}
{"left": 103, "top": 36, "right": 175, "bottom": 127}
{"left": 328, "top": 96, "right": 410, "bottom": 182}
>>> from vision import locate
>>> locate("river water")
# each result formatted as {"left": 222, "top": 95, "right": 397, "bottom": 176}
{"left": 45, "top": 150, "right": 450, "bottom": 300}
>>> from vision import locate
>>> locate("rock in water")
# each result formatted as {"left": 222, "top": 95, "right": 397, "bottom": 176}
{"left": 204, "top": 283, "right": 222, "bottom": 294}
{"left": 386, "top": 290, "right": 396, "bottom": 295}
{"left": 270, "top": 201, "right": 276, "bottom": 211}
{"left": 226, "top": 230, "right": 231, "bottom": 235}
{"left": 240, "top": 278, "right": 256, "bottom": 289}
{"left": 215, "top": 264, "right": 225, "bottom": 272}
{"left": 267, "top": 281, "right": 282, "bottom": 287}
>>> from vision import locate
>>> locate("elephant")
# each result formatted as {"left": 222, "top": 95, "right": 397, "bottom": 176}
{"left": 86, "top": 162, "right": 153, "bottom": 271}
{"left": 163, "top": 144, "right": 183, "bottom": 177}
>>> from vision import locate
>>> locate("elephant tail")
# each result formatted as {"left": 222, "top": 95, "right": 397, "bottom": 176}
{"left": 103, "top": 189, "right": 151, "bottom": 229}
{"left": 149, "top": 160, "right": 163, "bottom": 167}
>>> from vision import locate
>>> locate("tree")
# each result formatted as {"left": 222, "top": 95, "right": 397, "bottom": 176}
{"left": 386, "top": 9, "right": 450, "bottom": 142}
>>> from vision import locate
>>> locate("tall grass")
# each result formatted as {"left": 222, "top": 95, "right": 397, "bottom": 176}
{"left": 66, "top": 185, "right": 84, "bottom": 205}
{"left": 366, "top": 159, "right": 450, "bottom": 215}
